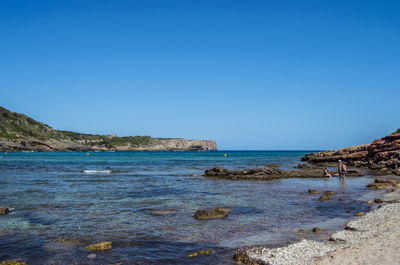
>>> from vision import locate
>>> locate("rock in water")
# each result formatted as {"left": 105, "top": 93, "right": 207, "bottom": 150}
{"left": 308, "top": 189, "right": 320, "bottom": 194}
{"left": 319, "top": 195, "right": 331, "bottom": 201}
{"left": 0, "top": 261, "right": 27, "bottom": 265}
{"left": 367, "top": 178, "right": 398, "bottom": 189}
{"left": 324, "top": 191, "right": 334, "bottom": 195}
{"left": 85, "top": 241, "right": 112, "bottom": 251}
{"left": 374, "top": 198, "right": 384, "bottom": 203}
{"left": 265, "top": 164, "right": 280, "bottom": 168}
{"left": 188, "top": 249, "right": 212, "bottom": 257}
{"left": 194, "top": 207, "right": 230, "bottom": 220}
{"left": 312, "top": 227, "right": 322, "bottom": 233}
{"left": 355, "top": 212, "right": 364, "bottom": 216}
{"left": 0, "top": 207, "right": 9, "bottom": 214}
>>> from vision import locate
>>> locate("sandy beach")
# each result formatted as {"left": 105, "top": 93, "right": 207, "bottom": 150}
{"left": 234, "top": 176, "right": 400, "bottom": 265}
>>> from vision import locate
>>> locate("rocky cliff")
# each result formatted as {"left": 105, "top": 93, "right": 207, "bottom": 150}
{"left": 302, "top": 132, "right": 400, "bottom": 175}
{"left": 0, "top": 106, "right": 217, "bottom": 152}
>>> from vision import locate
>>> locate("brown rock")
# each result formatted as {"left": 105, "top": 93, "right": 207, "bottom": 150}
{"left": 324, "top": 191, "right": 334, "bottom": 196}
{"left": 308, "top": 189, "right": 320, "bottom": 194}
{"left": 312, "top": 227, "right": 322, "bottom": 233}
{"left": 301, "top": 133, "right": 400, "bottom": 174}
{"left": 367, "top": 178, "right": 398, "bottom": 189}
{"left": 0, "top": 261, "right": 27, "bottom": 265}
{"left": 374, "top": 198, "right": 384, "bottom": 203}
{"left": 319, "top": 195, "right": 331, "bottom": 201}
{"left": 85, "top": 241, "right": 112, "bottom": 251}
{"left": 265, "top": 164, "right": 280, "bottom": 168}
{"left": 0, "top": 207, "right": 9, "bottom": 214}
{"left": 194, "top": 207, "right": 230, "bottom": 220}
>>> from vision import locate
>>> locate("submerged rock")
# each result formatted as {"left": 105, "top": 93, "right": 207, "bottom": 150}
{"left": 194, "top": 207, "right": 230, "bottom": 220}
{"left": 294, "top": 163, "right": 314, "bottom": 169}
{"left": 85, "top": 241, "right": 112, "bottom": 251}
{"left": 265, "top": 164, "right": 280, "bottom": 168}
{"left": 324, "top": 191, "right": 334, "bottom": 196}
{"left": 0, "top": 260, "right": 27, "bottom": 265}
{"left": 146, "top": 209, "right": 176, "bottom": 215}
{"left": 308, "top": 189, "right": 320, "bottom": 194}
{"left": 355, "top": 212, "right": 364, "bottom": 216}
{"left": 319, "top": 195, "right": 331, "bottom": 201}
{"left": 87, "top": 254, "right": 96, "bottom": 259}
{"left": 312, "top": 227, "right": 322, "bottom": 233}
{"left": 188, "top": 249, "right": 212, "bottom": 257}
{"left": 0, "top": 207, "right": 9, "bottom": 214}
{"left": 374, "top": 198, "right": 384, "bottom": 204}
{"left": 367, "top": 178, "right": 398, "bottom": 189}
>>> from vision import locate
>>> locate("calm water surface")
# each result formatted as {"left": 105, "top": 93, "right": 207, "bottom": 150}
{"left": 0, "top": 151, "right": 381, "bottom": 264}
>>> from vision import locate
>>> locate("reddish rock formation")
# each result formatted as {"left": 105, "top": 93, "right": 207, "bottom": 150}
{"left": 302, "top": 133, "right": 400, "bottom": 175}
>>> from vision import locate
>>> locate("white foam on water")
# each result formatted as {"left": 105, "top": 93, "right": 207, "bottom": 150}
{"left": 83, "top": 170, "right": 112, "bottom": 174}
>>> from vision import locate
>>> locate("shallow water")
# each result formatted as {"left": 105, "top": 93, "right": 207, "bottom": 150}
{"left": 0, "top": 151, "right": 381, "bottom": 264}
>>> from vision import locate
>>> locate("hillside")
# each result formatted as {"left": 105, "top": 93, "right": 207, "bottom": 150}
{"left": 0, "top": 106, "right": 217, "bottom": 152}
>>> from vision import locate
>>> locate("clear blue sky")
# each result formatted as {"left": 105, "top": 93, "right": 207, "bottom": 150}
{"left": 1, "top": 0, "right": 399, "bottom": 150}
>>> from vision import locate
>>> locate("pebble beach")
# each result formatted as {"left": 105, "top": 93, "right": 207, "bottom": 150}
{"left": 234, "top": 176, "right": 400, "bottom": 265}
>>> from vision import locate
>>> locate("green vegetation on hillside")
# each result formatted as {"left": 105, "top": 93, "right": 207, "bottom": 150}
{"left": 392, "top": 128, "right": 400, "bottom": 135}
{"left": 0, "top": 106, "right": 158, "bottom": 148}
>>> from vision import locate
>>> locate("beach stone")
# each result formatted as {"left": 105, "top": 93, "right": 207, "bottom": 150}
{"left": 194, "top": 207, "right": 230, "bottom": 220}
{"left": 312, "top": 227, "right": 322, "bottom": 233}
{"left": 374, "top": 198, "right": 384, "bottom": 204}
{"left": 324, "top": 191, "right": 334, "bottom": 195}
{"left": 265, "top": 164, "right": 280, "bottom": 168}
{"left": 0, "top": 207, "right": 9, "bottom": 214}
{"left": 85, "top": 241, "right": 112, "bottom": 251}
{"left": 308, "top": 189, "right": 320, "bottom": 194}
{"left": 319, "top": 195, "right": 331, "bottom": 201}
{"left": 0, "top": 261, "right": 27, "bottom": 265}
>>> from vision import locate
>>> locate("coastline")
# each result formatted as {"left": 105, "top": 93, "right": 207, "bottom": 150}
{"left": 234, "top": 175, "right": 400, "bottom": 265}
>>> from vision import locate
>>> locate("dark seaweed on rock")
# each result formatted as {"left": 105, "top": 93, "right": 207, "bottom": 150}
{"left": 203, "top": 166, "right": 363, "bottom": 181}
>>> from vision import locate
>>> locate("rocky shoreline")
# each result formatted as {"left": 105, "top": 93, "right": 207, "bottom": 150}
{"left": 233, "top": 176, "right": 400, "bottom": 265}
{"left": 302, "top": 133, "right": 400, "bottom": 176}
{"left": 203, "top": 165, "right": 363, "bottom": 181}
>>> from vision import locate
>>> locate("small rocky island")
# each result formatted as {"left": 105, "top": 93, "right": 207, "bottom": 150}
{"left": 0, "top": 106, "right": 217, "bottom": 152}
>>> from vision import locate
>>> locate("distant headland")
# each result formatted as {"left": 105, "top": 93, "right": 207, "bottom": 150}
{"left": 0, "top": 106, "right": 217, "bottom": 152}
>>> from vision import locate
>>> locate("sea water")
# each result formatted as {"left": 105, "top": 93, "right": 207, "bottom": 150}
{"left": 0, "top": 151, "right": 382, "bottom": 264}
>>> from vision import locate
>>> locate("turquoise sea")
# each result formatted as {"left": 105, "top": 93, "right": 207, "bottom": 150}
{"left": 0, "top": 151, "right": 382, "bottom": 264}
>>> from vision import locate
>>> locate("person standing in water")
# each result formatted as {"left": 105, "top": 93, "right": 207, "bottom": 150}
{"left": 341, "top": 162, "right": 347, "bottom": 179}
{"left": 338, "top": 160, "right": 343, "bottom": 178}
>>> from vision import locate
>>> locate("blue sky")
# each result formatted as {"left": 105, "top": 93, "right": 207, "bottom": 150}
{"left": 1, "top": 0, "right": 399, "bottom": 150}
